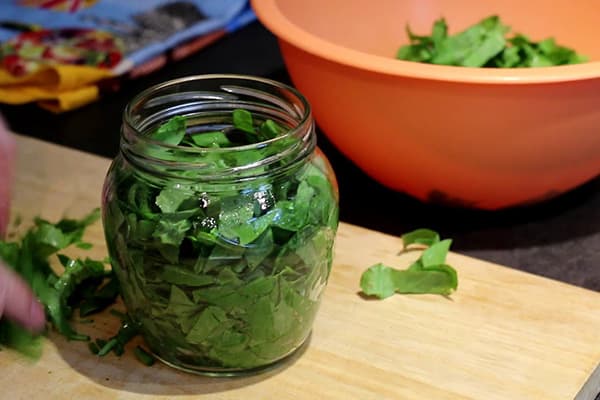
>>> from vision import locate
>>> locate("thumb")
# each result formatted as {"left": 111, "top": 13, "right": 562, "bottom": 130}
{"left": 0, "top": 262, "right": 45, "bottom": 332}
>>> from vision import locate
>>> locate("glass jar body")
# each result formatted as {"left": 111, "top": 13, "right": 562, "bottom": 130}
{"left": 101, "top": 75, "right": 339, "bottom": 375}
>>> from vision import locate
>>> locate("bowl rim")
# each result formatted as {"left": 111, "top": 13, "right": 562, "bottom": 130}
{"left": 251, "top": 0, "right": 600, "bottom": 84}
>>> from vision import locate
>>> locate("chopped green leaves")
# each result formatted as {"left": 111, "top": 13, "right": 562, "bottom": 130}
{"left": 134, "top": 345, "right": 156, "bottom": 366}
{"left": 149, "top": 108, "right": 289, "bottom": 150}
{"left": 96, "top": 313, "right": 138, "bottom": 357}
{"left": 1, "top": 211, "right": 163, "bottom": 366}
{"left": 160, "top": 265, "right": 215, "bottom": 286}
{"left": 401, "top": 228, "right": 440, "bottom": 248}
{"left": 0, "top": 321, "right": 43, "bottom": 359}
{"left": 103, "top": 111, "right": 339, "bottom": 370}
{"left": 360, "top": 229, "right": 458, "bottom": 299}
{"left": 360, "top": 264, "right": 397, "bottom": 299}
{"left": 189, "top": 131, "right": 231, "bottom": 147}
{"left": 361, "top": 263, "right": 457, "bottom": 298}
{"left": 419, "top": 239, "right": 452, "bottom": 268}
{"left": 155, "top": 186, "right": 192, "bottom": 213}
{"left": 232, "top": 109, "right": 256, "bottom": 134}
{"left": 259, "top": 119, "right": 283, "bottom": 140}
{"left": 0, "top": 209, "right": 113, "bottom": 357}
{"left": 151, "top": 115, "right": 186, "bottom": 145}
{"left": 396, "top": 15, "right": 587, "bottom": 68}
{"left": 153, "top": 218, "right": 191, "bottom": 247}
{"left": 78, "top": 274, "right": 120, "bottom": 317}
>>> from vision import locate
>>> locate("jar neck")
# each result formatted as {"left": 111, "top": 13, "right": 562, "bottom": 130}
{"left": 120, "top": 75, "right": 316, "bottom": 182}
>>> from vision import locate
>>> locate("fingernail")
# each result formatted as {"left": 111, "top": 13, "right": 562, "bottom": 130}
{"left": 29, "top": 299, "right": 46, "bottom": 332}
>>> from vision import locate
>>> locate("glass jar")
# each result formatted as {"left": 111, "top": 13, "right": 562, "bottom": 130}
{"left": 101, "top": 75, "right": 339, "bottom": 375}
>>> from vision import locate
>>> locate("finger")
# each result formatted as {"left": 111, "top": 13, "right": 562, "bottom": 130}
{"left": 0, "top": 117, "right": 16, "bottom": 238}
{"left": 0, "top": 262, "right": 45, "bottom": 332}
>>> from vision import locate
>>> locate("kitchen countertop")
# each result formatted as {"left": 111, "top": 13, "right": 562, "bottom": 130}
{"left": 1, "top": 21, "right": 599, "bottom": 291}
{"left": 7, "top": 134, "right": 600, "bottom": 400}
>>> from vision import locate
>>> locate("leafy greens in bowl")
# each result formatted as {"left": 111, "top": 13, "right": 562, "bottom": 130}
{"left": 396, "top": 15, "right": 586, "bottom": 68}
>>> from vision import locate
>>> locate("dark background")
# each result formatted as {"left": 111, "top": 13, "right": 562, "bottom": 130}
{"left": 2, "top": 22, "right": 599, "bottom": 290}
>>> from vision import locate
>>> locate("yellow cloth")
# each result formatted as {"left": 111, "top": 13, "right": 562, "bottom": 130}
{"left": 0, "top": 64, "right": 113, "bottom": 112}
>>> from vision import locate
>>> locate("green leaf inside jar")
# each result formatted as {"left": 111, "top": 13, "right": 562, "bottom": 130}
{"left": 105, "top": 109, "right": 339, "bottom": 369}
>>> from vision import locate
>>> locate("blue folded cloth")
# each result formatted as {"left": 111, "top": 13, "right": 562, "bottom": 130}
{"left": 0, "top": 0, "right": 255, "bottom": 70}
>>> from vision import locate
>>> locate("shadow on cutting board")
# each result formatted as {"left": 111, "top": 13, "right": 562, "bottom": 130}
{"left": 52, "top": 305, "right": 309, "bottom": 395}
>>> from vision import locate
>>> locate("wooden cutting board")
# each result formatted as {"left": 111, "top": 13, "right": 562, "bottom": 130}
{"left": 3, "top": 134, "right": 600, "bottom": 400}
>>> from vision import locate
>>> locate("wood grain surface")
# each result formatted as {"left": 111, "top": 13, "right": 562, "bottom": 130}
{"left": 2, "top": 134, "right": 600, "bottom": 400}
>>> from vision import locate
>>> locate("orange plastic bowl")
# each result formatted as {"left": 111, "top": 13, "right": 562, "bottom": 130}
{"left": 252, "top": 0, "right": 600, "bottom": 209}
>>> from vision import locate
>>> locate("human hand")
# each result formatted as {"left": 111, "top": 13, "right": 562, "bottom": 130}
{"left": 0, "top": 116, "right": 15, "bottom": 238}
{"left": 0, "top": 118, "right": 45, "bottom": 332}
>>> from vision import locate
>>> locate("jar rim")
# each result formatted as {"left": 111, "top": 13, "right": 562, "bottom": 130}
{"left": 122, "top": 74, "right": 313, "bottom": 154}
{"left": 120, "top": 74, "right": 316, "bottom": 180}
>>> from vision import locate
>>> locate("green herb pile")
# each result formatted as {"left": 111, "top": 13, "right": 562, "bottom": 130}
{"left": 103, "top": 109, "right": 338, "bottom": 369}
{"left": 396, "top": 15, "right": 587, "bottom": 68}
{"left": 0, "top": 211, "right": 156, "bottom": 365}
{"left": 360, "top": 229, "right": 458, "bottom": 299}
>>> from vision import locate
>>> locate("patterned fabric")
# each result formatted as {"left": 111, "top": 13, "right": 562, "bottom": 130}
{"left": 1, "top": 28, "right": 123, "bottom": 76}
{"left": 0, "top": 0, "right": 252, "bottom": 72}
{"left": 0, "top": 0, "right": 255, "bottom": 111}
{"left": 19, "top": 0, "right": 100, "bottom": 12}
